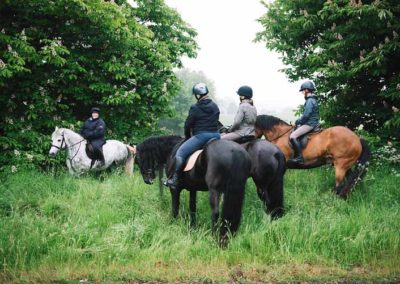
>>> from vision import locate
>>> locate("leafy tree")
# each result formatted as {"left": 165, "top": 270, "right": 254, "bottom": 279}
{"left": 0, "top": 0, "right": 197, "bottom": 171}
{"left": 159, "top": 68, "right": 216, "bottom": 135}
{"left": 256, "top": 0, "right": 400, "bottom": 142}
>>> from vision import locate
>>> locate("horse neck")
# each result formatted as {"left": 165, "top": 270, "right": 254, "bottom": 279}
{"left": 270, "top": 123, "right": 292, "bottom": 142}
{"left": 63, "top": 129, "right": 84, "bottom": 147}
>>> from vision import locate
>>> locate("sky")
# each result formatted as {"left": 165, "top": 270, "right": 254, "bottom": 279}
{"left": 164, "top": 0, "right": 304, "bottom": 114}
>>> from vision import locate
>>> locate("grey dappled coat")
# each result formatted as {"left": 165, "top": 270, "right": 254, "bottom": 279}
{"left": 229, "top": 99, "right": 257, "bottom": 136}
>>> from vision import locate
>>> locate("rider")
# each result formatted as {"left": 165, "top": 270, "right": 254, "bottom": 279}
{"left": 289, "top": 81, "right": 320, "bottom": 165}
{"left": 221, "top": 85, "right": 257, "bottom": 141}
{"left": 80, "top": 107, "right": 106, "bottom": 166}
{"left": 166, "top": 83, "right": 221, "bottom": 188}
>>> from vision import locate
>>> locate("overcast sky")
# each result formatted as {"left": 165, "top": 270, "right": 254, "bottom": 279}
{"left": 164, "top": 0, "right": 304, "bottom": 112}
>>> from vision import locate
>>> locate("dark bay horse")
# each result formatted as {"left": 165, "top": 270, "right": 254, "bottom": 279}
{"left": 135, "top": 136, "right": 252, "bottom": 246}
{"left": 240, "top": 140, "right": 286, "bottom": 218}
{"left": 255, "top": 115, "right": 371, "bottom": 197}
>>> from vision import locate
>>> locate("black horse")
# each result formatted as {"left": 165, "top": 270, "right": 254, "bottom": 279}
{"left": 136, "top": 136, "right": 286, "bottom": 219}
{"left": 135, "top": 135, "right": 182, "bottom": 194}
{"left": 135, "top": 136, "right": 252, "bottom": 246}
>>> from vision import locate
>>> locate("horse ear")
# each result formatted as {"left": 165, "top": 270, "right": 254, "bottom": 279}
{"left": 55, "top": 126, "right": 59, "bottom": 131}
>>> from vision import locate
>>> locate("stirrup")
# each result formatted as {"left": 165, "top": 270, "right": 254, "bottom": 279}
{"left": 166, "top": 175, "right": 180, "bottom": 188}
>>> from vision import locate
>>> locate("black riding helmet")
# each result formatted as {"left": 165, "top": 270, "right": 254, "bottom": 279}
{"left": 91, "top": 107, "right": 100, "bottom": 114}
{"left": 299, "top": 81, "right": 316, "bottom": 92}
{"left": 192, "top": 83, "right": 209, "bottom": 96}
{"left": 237, "top": 85, "right": 253, "bottom": 98}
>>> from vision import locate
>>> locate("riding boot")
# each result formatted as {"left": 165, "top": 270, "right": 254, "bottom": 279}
{"left": 289, "top": 138, "right": 304, "bottom": 165}
{"left": 166, "top": 156, "right": 184, "bottom": 188}
{"left": 97, "top": 148, "right": 105, "bottom": 167}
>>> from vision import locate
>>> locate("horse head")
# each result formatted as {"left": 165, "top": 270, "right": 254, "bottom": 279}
{"left": 135, "top": 146, "right": 156, "bottom": 184}
{"left": 135, "top": 135, "right": 183, "bottom": 185}
{"left": 49, "top": 127, "right": 66, "bottom": 156}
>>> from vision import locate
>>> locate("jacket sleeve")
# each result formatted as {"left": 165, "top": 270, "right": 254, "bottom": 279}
{"left": 229, "top": 104, "right": 245, "bottom": 132}
{"left": 80, "top": 121, "right": 90, "bottom": 139}
{"left": 89, "top": 119, "right": 106, "bottom": 139}
{"left": 184, "top": 106, "right": 196, "bottom": 139}
{"left": 296, "top": 99, "right": 315, "bottom": 125}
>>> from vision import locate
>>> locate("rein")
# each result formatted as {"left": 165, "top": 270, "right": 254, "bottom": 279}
{"left": 52, "top": 134, "right": 85, "bottom": 172}
{"left": 267, "top": 126, "right": 294, "bottom": 142}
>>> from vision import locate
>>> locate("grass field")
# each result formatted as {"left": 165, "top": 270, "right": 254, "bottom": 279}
{"left": 0, "top": 164, "right": 399, "bottom": 283}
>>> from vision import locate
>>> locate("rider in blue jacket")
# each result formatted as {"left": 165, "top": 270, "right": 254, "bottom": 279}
{"left": 289, "top": 81, "right": 320, "bottom": 165}
{"left": 166, "top": 83, "right": 220, "bottom": 188}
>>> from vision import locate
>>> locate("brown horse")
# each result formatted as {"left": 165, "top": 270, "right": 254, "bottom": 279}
{"left": 255, "top": 115, "right": 371, "bottom": 197}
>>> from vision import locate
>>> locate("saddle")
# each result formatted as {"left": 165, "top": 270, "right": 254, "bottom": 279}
{"left": 289, "top": 125, "right": 322, "bottom": 149}
{"left": 182, "top": 138, "right": 219, "bottom": 172}
{"left": 85, "top": 143, "right": 105, "bottom": 168}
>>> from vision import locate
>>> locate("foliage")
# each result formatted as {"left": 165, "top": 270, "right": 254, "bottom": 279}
{"left": 0, "top": 0, "right": 197, "bottom": 171}
{"left": 158, "top": 68, "right": 216, "bottom": 135}
{"left": 256, "top": 0, "right": 400, "bottom": 141}
{"left": 0, "top": 166, "right": 399, "bottom": 282}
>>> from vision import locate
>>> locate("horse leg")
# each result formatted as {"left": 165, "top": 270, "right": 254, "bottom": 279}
{"left": 169, "top": 186, "right": 182, "bottom": 219}
{"left": 208, "top": 189, "right": 220, "bottom": 233}
{"left": 334, "top": 158, "right": 355, "bottom": 197}
{"left": 189, "top": 190, "right": 197, "bottom": 228}
{"left": 158, "top": 165, "right": 164, "bottom": 196}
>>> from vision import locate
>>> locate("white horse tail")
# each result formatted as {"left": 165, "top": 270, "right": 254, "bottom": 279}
{"left": 124, "top": 145, "right": 136, "bottom": 176}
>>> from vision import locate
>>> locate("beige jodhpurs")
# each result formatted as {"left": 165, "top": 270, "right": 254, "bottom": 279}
{"left": 289, "top": 125, "right": 314, "bottom": 139}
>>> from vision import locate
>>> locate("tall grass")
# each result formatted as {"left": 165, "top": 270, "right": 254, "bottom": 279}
{"left": 0, "top": 165, "right": 399, "bottom": 283}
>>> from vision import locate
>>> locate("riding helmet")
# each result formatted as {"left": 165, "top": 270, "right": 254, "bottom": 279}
{"left": 192, "top": 83, "right": 209, "bottom": 96}
{"left": 299, "top": 81, "right": 316, "bottom": 92}
{"left": 91, "top": 107, "right": 101, "bottom": 114}
{"left": 237, "top": 85, "right": 253, "bottom": 98}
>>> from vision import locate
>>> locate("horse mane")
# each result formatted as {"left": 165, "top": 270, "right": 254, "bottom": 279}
{"left": 52, "top": 127, "right": 83, "bottom": 140}
{"left": 255, "top": 115, "right": 290, "bottom": 131}
{"left": 136, "top": 135, "right": 183, "bottom": 166}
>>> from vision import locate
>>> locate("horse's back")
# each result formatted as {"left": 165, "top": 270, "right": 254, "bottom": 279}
{"left": 204, "top": 140, "right": 251, "bottom": 184}
{"left": 248, "top": 140, "right": 284, "bottom": 173}
{"left": 102, "top": 139, "right": 129, "bottom": 161}
{"left": 308, "top": 126, "right": 362, "bottom": 159}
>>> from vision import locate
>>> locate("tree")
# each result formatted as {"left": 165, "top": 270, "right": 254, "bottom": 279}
{"left": 256, "top": 0, "right": 400, "bottom": 141}
{"left": 159, "top": 68, "right": 216, "bottom": 135}
{"left": 0, "top": 0, "right": 197, "bottom": 170}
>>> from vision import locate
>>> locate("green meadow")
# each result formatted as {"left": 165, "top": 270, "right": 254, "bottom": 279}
{"left": 0, "top": 165, "right": 399, "bottom": 283}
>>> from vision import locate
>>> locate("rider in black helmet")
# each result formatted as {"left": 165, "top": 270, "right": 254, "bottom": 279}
{"left": 221, "top": 85, "right": 257, "bottom": 141}
{"left": 80, "top": 107, "right": 106, "bottom": 166}
{"left": 166, "top": 83, "right": 221, "bottom": 188}
{"left": 289, "top": 81, "right": 320, "bottom": 165}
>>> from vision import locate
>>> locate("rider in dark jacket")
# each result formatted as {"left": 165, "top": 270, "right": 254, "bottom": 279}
{"left": 80, "top": 107, "right": 106, "bottom": 165}
{"left": 166, "top": 83, "right": 220, "bottom": 188}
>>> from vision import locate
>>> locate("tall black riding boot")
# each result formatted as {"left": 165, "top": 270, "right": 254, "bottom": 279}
{"left": 166, "top": 156, "right": 184, "bottom": 188}
{"left": 289, "top": 138, "right": 304, "bottom": 165}
{"left": 97, "top": 148, "right": 105, "bottom": 166}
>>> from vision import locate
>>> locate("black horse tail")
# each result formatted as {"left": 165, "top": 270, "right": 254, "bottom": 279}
{"left": 219, "top": 149, "right": 251, "bottom": 246}
{"left": 337, "top": 138, "right": 371, "bottom": 198}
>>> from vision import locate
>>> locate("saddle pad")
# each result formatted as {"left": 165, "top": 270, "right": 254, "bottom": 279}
{"left": 183, "top": 150, "right": 203, "bottom": 172}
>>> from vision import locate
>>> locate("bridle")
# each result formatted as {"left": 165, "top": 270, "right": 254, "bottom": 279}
{"left": 51, "top": 134, "right": 66, "bottom": 150}
{"left": 51, "top": 134, "right": 85, "bottom": 167}
{"left": 265, "top": 126, "right": 294, "bottom": 143}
